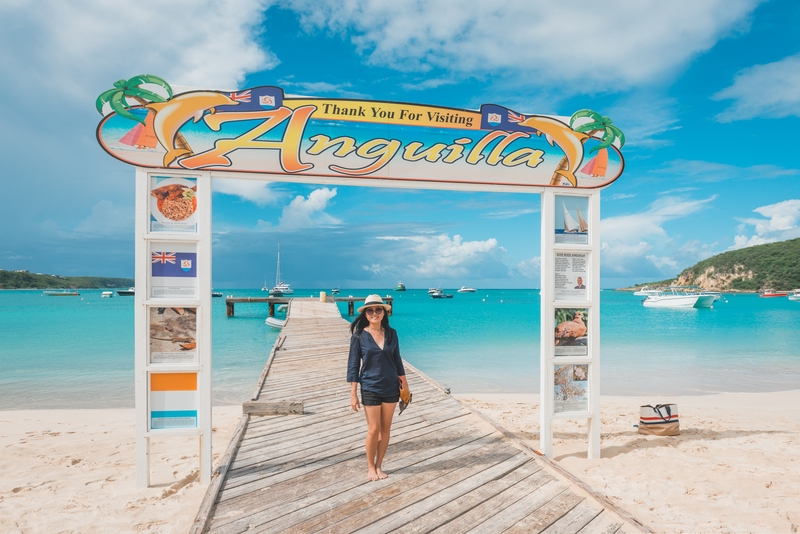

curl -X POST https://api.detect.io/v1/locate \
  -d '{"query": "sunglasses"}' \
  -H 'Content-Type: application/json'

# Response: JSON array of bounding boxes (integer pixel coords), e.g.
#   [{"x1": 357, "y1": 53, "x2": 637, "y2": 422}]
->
[{"x1": 365, "y1": 307, "x2": 385, "y2": 315}]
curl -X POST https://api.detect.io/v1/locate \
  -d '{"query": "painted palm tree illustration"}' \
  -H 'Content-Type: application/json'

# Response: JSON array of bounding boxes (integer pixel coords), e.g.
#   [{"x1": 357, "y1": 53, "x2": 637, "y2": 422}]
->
[
  {"x1": 96, "y1": 74, "x2": 191, "y2": 152},
  {"x1": 549, "y1": 109, "x2": 625, "y2": 186}
]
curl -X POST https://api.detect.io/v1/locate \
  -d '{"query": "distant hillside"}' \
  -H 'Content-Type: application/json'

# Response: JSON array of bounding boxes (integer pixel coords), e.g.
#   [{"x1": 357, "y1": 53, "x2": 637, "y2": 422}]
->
[
  {"x1": 0, "y1": 271, "x2": 134, "y2": 290},
  {"x1": 631, "y1": 238, "x2": 800, "y2": 291}
]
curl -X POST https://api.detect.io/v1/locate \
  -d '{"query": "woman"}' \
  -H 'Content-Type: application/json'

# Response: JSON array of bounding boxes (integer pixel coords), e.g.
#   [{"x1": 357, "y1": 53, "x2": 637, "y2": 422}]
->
[{"x1": 347, "y1": 294, "x2": 409, "y2": 481}]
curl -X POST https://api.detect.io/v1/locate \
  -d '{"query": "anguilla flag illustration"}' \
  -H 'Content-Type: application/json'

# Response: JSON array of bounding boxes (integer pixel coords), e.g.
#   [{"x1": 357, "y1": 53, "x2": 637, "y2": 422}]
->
[
  {"x1": 152, "y1": 252, "x2": 196, "y2": 278},
  {"x1": 479, "y1": 104, "x2": 539, "y2": 133},
  {"x1": 150, "y1": 373, "x2": 198, "y2": 429},
  {"x1": 217, "y1": 86, "x2": 284, "y2": 113}
]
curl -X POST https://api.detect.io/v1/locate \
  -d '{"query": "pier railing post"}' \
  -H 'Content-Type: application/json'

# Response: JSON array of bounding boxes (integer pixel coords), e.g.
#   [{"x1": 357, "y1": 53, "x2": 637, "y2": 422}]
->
[
  {"x1": 268, "y1": 302, "x2": 275, "y2": 317},
  {"x1": 348, "y1": 301, "x2": 354, "y2": 316},
  {"x1": 226, "y1": 301, "x2": 234, "y2": 316}
]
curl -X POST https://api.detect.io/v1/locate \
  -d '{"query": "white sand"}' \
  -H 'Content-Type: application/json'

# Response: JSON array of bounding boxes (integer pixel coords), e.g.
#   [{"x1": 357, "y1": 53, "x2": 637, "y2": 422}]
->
[
  {"x1": 456, "y1": 391, "x2": 800, "y2": 534},
  {"x1": 2, "y1": 392, "x2": 799, "y2": 533},
  {"x1": 0, "y1": 406, "x2": 241, "y2": 533}
]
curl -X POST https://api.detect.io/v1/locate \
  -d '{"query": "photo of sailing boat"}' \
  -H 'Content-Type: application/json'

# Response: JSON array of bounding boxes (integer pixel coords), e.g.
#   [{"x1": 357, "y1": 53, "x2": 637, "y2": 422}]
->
[{"x1": 554, "y1": 195, "x2": 589, "y2": 244}]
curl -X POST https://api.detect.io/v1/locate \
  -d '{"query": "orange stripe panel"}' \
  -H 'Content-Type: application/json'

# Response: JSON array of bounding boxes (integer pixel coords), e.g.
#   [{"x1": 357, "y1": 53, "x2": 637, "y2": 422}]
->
[{"x1": 151, "y1": 373, "x2": 197, "y2": 391}]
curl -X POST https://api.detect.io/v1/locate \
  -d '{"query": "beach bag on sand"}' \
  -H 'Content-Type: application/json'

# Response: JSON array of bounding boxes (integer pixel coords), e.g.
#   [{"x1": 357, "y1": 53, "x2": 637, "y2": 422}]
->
[{"x1": 639, "y1": 404, "x2": 679, "y2": 436}]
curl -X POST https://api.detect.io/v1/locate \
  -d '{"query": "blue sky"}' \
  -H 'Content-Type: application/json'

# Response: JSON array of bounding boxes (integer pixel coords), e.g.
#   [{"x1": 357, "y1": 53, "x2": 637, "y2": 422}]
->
[{"x1": 1, "y1": 0, "x2": 799, "y2": 289}]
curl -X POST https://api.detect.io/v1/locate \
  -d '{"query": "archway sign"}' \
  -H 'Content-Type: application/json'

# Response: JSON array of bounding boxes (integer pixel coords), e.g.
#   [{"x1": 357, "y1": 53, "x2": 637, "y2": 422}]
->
[{"x1": 95, "y1": 75, "x2": 625, "y2": 487}]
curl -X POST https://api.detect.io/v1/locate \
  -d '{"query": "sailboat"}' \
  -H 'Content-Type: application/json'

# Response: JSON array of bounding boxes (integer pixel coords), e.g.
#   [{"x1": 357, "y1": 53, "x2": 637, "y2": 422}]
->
[
  {"x1": 580, "y1": 148, "x2": 608, "y2": 177},
  {"x1": 269, "y1": 245, "x2": 293, "y2": 296},
  {"x1": 562, "y1": 201, "x2": 588, "y2": 233}
]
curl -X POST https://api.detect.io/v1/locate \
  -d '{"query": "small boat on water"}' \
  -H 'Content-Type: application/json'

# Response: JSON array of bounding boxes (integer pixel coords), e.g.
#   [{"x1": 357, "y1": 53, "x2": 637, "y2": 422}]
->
[
  {"x1": 101, "y1": 291, "x2": 113, "y2": 298},
  {"x1": 633, "y1": 286, "x2": 660, "y2": 296},
  {"x1": 212, "y1": 291, "x2": 223, "y2": 297},
  {"x1": 331, "y1": 287, "x2": 340, "y2": 295},
  {"x1": 394, "y1": 282, "x2": 406, "y2": 291},
  {"x1": 788, "y1": 289, "x2": 800, "y2": 301},
  {"x1": 44, "y1": 290, "x2": 80, "y2": 296},
  {"x1": 642, "y1": 287, "x2": 715, "y2": 308},
  {"x1": 430, "y1": 289, "x2": 453, "y2": 299},
  {"x1": 760, "y1": 288, "x2": 788, "y2": 298},
  {"x1": 458, "y1": 286, "x2": 477, "y2": 293},
  {"x1": 268, "y1": 245, "x2": 294, "y2": 296},
  {"x1": 427, "y1": 286, "x2": 441, "y2": 295},
  {"x1": 265, "y1": 317, "x2": 285, "y2": 329},
  {"x1": 117, "y1": 287, "x2": 135, "y2": 296}
]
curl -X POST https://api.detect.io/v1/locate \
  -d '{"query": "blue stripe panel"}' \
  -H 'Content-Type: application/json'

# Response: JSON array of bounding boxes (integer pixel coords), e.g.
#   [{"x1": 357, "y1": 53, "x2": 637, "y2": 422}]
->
[
  {"x1": 150, "y1": 410, "x2": 198, "y2": 429},
  {"x1": 151, "y1": 410, "x2": 198, "y2": 418}
]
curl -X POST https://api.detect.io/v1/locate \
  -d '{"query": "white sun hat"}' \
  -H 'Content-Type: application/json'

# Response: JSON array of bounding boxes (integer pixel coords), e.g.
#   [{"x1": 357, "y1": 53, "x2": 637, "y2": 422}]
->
[{"x1": 357, "y1": 294, "x2": 392, "y2": 313}]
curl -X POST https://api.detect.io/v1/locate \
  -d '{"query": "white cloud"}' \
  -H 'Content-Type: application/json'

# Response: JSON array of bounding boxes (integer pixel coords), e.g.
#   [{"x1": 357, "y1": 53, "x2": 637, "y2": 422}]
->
[
  {"x1": 400, "y1": 78, "x2": 457, "y2": 91},
  {"x1": 730, "y1": 199, "x2": 800, "y2": 249},
  {"x1": 713, "y1": 52, "x2": 800, "y2": 121},
  {"x1": 277, "y1": 79, "x2": 370, "y2": 98},
  {"x1": 516, "y1": 257, "x2": 541, "y2": 279},
  {"x1": 0, "y1": 0, "x2": 274, "y2": 105},
  {"x1": 603, "y1": 94, "x2": 681, "y2": 148},
  {"x1": 601, "y1": 196, "x2": 715, "y2": 273},
  {"x1": 484, "y1": 208, "x2": 537, "y2": 219},
  {"x1": 277, "y1": 188, "x2": 342, "y2": 230},
  {"x1": 609, "y1": 193, "x2": 636, "y2": 200},
  {"x1": 213, "y1": 179, "x2": 279, "y2": 206},
  {"x1": 286, "y1": 0, "x2": 759, "y2": 90},
  {"x1": 376, "y1": 233, "x2": 501, "y2": 277},
  {"x1": 655, "y1": 160, "x2": 799, "y2": 183},
  {"x1": 73, "y1": 200, "x2": 133, "y2": 236}
]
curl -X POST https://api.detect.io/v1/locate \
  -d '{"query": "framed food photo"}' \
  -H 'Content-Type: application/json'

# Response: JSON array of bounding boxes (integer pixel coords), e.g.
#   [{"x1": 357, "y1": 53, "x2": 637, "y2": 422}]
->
[
  {"x1": 149, "y1": 175, "x2": 198, "y2": 233},
  {"x1": 553, "y1": 364, "x2": 589, "y2": 413}
]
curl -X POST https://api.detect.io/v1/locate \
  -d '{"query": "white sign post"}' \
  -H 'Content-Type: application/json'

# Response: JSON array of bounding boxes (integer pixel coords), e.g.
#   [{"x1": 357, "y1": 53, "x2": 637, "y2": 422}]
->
[{"x1": 135, "y1": 168, "x2": 213, "y2": 487}]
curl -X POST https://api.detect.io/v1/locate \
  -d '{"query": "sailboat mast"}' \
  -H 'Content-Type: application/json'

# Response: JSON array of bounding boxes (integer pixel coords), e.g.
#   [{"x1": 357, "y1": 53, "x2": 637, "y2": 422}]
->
[{"x1": 276, "y1": 245, "x2": 281, "y2": 286}]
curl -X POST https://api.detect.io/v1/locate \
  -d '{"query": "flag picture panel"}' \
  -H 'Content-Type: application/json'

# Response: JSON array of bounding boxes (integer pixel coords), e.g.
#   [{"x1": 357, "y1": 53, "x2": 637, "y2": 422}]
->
[
  {"x1": 149, "y1": 241, "x2": 198, "y2": 298},
  {"x1": 149, "y1": 372, "x2": 198, "y2": 430}
]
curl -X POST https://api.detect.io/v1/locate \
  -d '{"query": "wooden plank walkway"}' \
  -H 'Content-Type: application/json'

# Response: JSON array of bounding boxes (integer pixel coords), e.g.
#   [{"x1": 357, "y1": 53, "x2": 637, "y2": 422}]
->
[{"x1": 193, "y1": 299, "x2": 648, "y2": 534}]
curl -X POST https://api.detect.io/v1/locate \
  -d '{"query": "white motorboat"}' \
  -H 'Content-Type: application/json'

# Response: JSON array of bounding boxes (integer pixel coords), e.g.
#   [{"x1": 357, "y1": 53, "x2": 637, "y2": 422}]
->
[
  {"x1": 633, "y1": 286, "x2": 660, "y2": 296},
  {"x1": 268, "y1": 245, "x2": 293, "y2": 296},
  {"x1": 458, "y1": 286, "x2": 477, "y2": 293},
  {"x1": 427, "y1": 286, "x2": 441, "y2": 294},
  {"x1": 265, "y1": 317, "x2": 285, "y2": 329},
  {"x1": 642, "y1": 288, "x2": 715, "y2": 308},
  {"x1": 430, "y1": 289, "x2": 453, "y2": 299},
  {"x1": 117, "y1": 287, "x2": 135, "y2": 296},
  {"x1": 788, "y1": 289, "x2": 800, "y2": 301},
  {"x1": 101, "y1": 291, "x2": 113, "y2": 298}
]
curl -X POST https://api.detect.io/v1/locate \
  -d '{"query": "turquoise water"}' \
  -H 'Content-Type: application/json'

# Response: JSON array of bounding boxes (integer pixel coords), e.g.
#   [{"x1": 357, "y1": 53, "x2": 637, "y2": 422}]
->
[{"x1": 1, "y1": 289, "x2": 799, "y2": 409}]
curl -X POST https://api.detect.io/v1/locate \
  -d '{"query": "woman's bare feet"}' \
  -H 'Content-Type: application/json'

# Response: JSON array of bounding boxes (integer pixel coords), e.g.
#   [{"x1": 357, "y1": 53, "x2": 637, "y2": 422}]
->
[
  {"x1": 376, "y1": 468, "x2": 388, "y2": 479},
  {"x1": 367, "y1": 468, "x2": 380, "y2": 481}
]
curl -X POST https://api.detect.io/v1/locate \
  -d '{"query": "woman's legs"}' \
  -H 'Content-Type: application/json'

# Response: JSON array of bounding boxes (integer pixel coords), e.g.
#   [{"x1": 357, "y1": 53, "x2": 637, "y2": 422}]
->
[
  {"x1": 363, "y1": 405, "x2": 382, "y2": 481},
  {"x1": 374, "y1": 402, "x2": 396, "y2": 479},
  {"x1": 363, "y1": 401, "x2": 398, "y2": 481}
]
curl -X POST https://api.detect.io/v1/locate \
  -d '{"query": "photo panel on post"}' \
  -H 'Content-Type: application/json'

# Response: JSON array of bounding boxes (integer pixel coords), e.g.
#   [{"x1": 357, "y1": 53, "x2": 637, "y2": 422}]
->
[
  {"x1": 149, "y1": 242, "x2": 198, "y2": 299},
  {"x1": 149, "y1": 307, "x2": 197, "y2": 364},
  {"x1": 553, "y1": 364, "x2": 589, "y2": 414},
  {"x1": 149, "y1": 175, "x2": 198, "y2": 234},
  {"x1": 554, "y1": 308, "x2": 588, "y2": 357},
  {"x1": 148, "y1": 372, "x2": 198, "y2": 430},
  {"x1": 554, "y1": 195, "x2": 589, "y2": 245},
  {"x1": 554, "y1": 251, "x2": 589, "y2": 301}
]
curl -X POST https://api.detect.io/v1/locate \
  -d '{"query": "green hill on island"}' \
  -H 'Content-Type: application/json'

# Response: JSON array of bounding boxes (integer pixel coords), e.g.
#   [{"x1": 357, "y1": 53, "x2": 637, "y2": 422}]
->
[
  {"x1": 632, "y1": 237, "x2": 800, "y2": 291},
  {"x1": 0, "y1": 270, "x2": 134, "y2": 290}
]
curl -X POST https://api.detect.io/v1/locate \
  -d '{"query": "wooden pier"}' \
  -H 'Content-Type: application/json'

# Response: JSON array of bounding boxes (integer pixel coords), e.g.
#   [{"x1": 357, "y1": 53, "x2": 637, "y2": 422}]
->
[
  {"x1": 225, "y1": 295, "x2": 394, "y2": 317},
  {"x1": 193, "y1": 300, "x2": 649, "y2": 533}
]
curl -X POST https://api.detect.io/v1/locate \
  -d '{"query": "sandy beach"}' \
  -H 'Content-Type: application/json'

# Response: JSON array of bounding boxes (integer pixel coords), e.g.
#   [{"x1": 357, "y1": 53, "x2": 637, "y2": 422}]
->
[
  {"x1": 457, "y1": 391, "x2": 800, "y2": 533},
  {"x1": 2, "y1": 392, "x2": 799, "y2": 533}
]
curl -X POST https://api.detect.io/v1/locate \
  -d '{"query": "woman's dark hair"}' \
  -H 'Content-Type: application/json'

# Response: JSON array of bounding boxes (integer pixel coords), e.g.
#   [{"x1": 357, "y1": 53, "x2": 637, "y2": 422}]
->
[{"x1": 350, "y1": 308, "x2": 390, "y2": 334}]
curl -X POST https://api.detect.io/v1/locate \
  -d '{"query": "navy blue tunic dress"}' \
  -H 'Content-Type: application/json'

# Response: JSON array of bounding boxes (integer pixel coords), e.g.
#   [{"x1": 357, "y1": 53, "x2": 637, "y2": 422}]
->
[{"x1": 346, "y1": 327, "x2": 406, "y2": 396}]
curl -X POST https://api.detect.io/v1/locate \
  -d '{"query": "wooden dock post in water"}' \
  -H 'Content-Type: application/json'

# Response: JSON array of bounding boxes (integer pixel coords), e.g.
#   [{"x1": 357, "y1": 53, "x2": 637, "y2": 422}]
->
[{"x1": 192, "y1": 298, "x2": 647, "y2": 534}]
